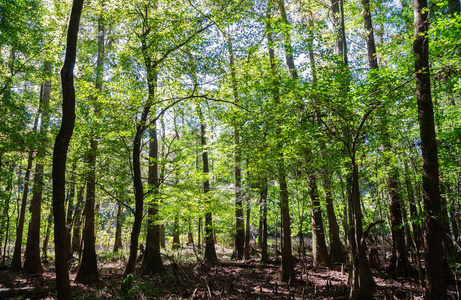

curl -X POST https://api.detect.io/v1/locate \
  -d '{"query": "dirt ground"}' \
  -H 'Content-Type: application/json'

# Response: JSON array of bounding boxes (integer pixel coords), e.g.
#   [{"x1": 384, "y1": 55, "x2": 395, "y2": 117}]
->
[{"x1": 0, "y1": 245, "x2": 459, "y2": 299}]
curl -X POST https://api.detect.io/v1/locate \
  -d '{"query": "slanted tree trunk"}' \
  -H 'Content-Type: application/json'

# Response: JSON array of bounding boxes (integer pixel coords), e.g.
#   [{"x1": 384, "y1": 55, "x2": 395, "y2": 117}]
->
[
  {"x1": 23, "y1": 62, "x2": 52, "y2": 275},
  {"x1": 52, "y1": 0, "x2": 85, "y2": 297},
  {"x1": 75, "y1": 16, "x2": 104, "y2": 284},
  {"x1": 413, "y1": 0, "x2": 447, "y2": 297},
  {"x1": 113, "y1": 202, "x2": 123, "y2": 253}
]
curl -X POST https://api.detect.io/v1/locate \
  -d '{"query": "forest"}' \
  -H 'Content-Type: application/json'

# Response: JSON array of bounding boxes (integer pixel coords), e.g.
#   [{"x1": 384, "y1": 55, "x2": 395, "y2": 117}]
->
[{"x1": 0, "y1": 0, "x2": 460, "y2": 298}]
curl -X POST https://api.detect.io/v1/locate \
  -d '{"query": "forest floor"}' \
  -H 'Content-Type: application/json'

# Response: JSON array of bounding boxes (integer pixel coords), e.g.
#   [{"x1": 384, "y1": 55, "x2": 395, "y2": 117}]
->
[{"x1": 0, "y1": 244, "x2": 459, "y2": 299}]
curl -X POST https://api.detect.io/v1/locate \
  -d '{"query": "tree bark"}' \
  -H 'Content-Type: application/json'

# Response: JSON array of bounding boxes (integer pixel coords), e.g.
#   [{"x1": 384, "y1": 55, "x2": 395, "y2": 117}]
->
[
  {"x1": 172, "y1": 214, "x2": 180, "y2": 250},
  {"x1": 225, "y1": 34, "x2": 244, "y2": 261},
  {"x1": 267, "y1": 0, "x2": 293, "y2": 282},
  {"x1": 72, "y1": 187, "x2": 84, "y2": 254},
  {"x1": 259, "y1": 180, "x2": 269, "y2": 263},
  {"x1": 360, "y1": 0, "x2": 413, "y2": 277},
  {"x1": 413, "y1": 0, "x2": 447, "y2": 297},
  {"x1": 42, "y1": 209, "x2": 53, "y2": 261},
  {"x1": 348, "y1": 164, "x2": 374, "y2": 300},
  {"x1": 76, "y1": 16, "x2": 104, "y2": 283},
  {"x1": 197, "y1": 104, "x2": 218, "y2": 263},
  {"x1": 10, "y1": 150, "x2": 34, "y2": 272},
  {"x1": 66, "y1": 177, "x2": 75, "y2": 260},
  {"x1": 142, "y1": 125, "x2": 164, "y2": 274},
  {"x1": 23, "y1": 61, "x2": 52, "y2": 275},
  {"x1": 113, "y1": 202, "x2": 123, "y2": 253},
  {"x1": 307, "y1": 174, "x2": 330, "y2": 267},
  {"x1": 323, "y1": 175, "x2": 345, "y2": 263},
  {"x1": 244, "y1": 196, "x2": 251, "y2": 260},
  {"x1": 52, "y1": 0, "x2": 85, "y2": 297}
]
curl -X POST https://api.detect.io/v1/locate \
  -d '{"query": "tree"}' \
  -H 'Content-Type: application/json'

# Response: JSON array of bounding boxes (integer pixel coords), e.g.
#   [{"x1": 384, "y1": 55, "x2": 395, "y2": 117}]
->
[
  {"x1": 413, "y1": 0, "x2": 447, "y2": 297},
  {"x1": 52, "y1": 0, "x2": 85, "y2": 297},
  {"x1": 76, "y1": 10, "x2": 105, "y2": 285},
  {"x1": 22, "y1": 61, "x2": 52, "y2": 274}
]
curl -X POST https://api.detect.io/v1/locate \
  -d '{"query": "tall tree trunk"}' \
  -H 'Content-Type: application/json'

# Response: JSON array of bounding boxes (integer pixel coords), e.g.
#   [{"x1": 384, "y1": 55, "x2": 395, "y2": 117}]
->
[
  {"x1": 323, "y1": 175, "x2": 345, "y2": 263},
  {"x1": 244, "y1": 196, "x2": 251, "y2": 260},
  {"x1": 72, "y1": 187, "x2": 84, "y2": 254},
  {"x1": 66, "y1": 173, "x2": 76, "y2": 260},
  {"x1": 307, "y1": 174, "x2": 330, "y2": 267},
  {"x1": 413, "y1": 0, "x2": 447, "y2": 297},
  {"x1": 260, "y1": 180, "x2": 269, "y2": 263},
  {"x1": 226, "y1": 34, "x2": 244, "y2": 261},
  {"x1": 348, "y1": 163, "x2": 374, "y2": 300},
  {"x1": 142, "y1": 125, "x2": 164, "y2": 273},
  {"x1": 23, "y1": 61, "x2": 52, "y2": 275},
  {"x1": 42, "y1": 209, "x2": 53, "y2": 262},
  {"x1": 197, "y1": 104, "x2": 218, "y2": 263},
  {"x1": 267, "y1": 0, "x2": 293, "y2": 282},
  {"x1": 172, "y1": 214, "x2": 180, "y2": 250},
  {"x1": 10, "y1": 150, "x2": 34, "y2": 272},
  {"x1": 76, "y1": 16, "x2": 104, "y2": 284},
  {"x1": 113, "y1": 202, "x2": 123, "y2": 253},
  {"x1": 1, "y1": 163, "x2": 15, "y2": 263},
  {"x1": 52, "y1": 0, "x2": 85, "y2": 297},
  {"x1": 360, "y1": 0, "x2": 412, "y2": 276}
]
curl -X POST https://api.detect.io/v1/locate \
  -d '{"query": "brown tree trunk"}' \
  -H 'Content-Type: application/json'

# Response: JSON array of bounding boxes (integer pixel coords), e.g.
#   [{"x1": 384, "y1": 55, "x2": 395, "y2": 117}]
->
[
  {"x1": 197, "y1": 104, "x2": 218, "y2": 263},
  {"x1": 10, "y1": 150, "x2": 34, "y2": 272},
  {"x1": 323, "y1": 175, "x2": 345, "y2": 263},
  {"x1": 1, "y1": 163, "x2": 15, "y2": 263},
  {"x1": 72, "y1": 187, "x2": 84, "y2": 254},
  {"x1": 142, "y1": 125, "x2": 164, "y2": 273},
  {"x1": 23, "y1": 64, "x2": 52, "y2": 274},
  {"x1": 259, "y1": 180, "x2": 269, "y2": 263},
  {"x1": 413, "y1": 0, "x2": 447, "y2": 297},
  {"x1": 52, "y1": 0, "x2": 84, "y2": 297},
  {"x1": 42, "y1": 209, "x2": 53, "y2": 262},
  {"x1": 360, "y1": 0, "x2": 413, "y2": 277},
  {"x1": 75, "y1": 15, "x2": 104, "y2": 284},
  {"x1": 225, "y1": 34, "x2": 244, "y2": 261},
  {"x1": 75, "y1": 149, "x2": 100, "y2": 284},
  {"x1": 244, "y1": 196, "x2": 251, "y2": 260},
  {"x1": 66, "y1": 174, "x2": 76, "y2": 260},
  {"x1": 307, "y1": 174, "x2": 330, "y2": 267},
  {"x1": 187, "y1": 220, "x2": 194, "y2": 245},
  {"x1": 172, "y1": 215, "x2": 180, "y2": 250},
  {"x1": 266, "y1": 0, "x2": 293, "y2": 282},
  {"x1": 113, "y1": 202, "x2": 123, "y2": 253},
  {"x1": 348, "y1": 164, "x2": 374, "y2": 300}
]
